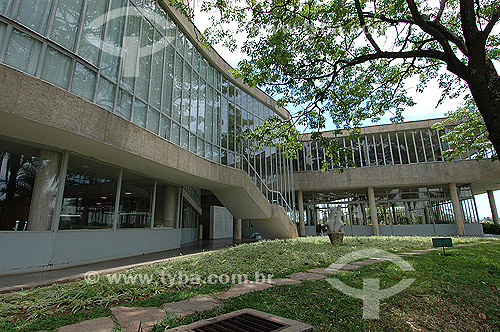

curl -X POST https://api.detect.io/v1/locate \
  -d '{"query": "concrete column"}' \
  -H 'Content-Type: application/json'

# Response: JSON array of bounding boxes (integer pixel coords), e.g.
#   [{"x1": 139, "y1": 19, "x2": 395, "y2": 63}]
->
[
  {"x1": 368, "y1": 187, "x2": 379, "y2": 236},
  {"x1": 157, "y1": 184, "x2": 177, "y2": 228},
  {"x1": 449, "y1": 183, "x2": 466, "y2": 236},
  {"x1": 297, "y1": 190, "x2": 306, "y2": 236},
  {"x1": 487, "y1": 190, "x2": 500, "y2": 225},
  {"x1": 233, "y1": 218, "x2": 242, "y2": 240},
  {"x1": 28, "y1": 150, "x2": 62, "y2": 231}
]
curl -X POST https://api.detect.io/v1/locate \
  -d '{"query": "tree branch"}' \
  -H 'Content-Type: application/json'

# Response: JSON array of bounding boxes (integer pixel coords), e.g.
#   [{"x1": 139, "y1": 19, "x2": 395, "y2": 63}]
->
[
  {"x1": 435, "y1": 0, "x2": 447, "y2": 22},
  {"x1": 355, "y1": 0, "x2": 381, "y2": 53},
  {"x1": 483, "y1": 7, "x2": 500, "y2": 38}
]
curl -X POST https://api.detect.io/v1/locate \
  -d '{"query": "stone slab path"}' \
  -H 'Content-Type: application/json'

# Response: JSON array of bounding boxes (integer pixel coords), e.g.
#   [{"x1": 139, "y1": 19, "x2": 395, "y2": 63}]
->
[
  {"x1": 57, "y1": 317, "x2": 115, "y2": 332},
  {"x1": 215, "y1": 280, "x2": 274, "y2": 300},
  {"x1": 42, "y1": 241, "x2": 489, "y2": 332},
  {"x1": 111, "y1": 306, "x2": 167, "y2": 332},
  {"x1": 164, "y1": 295, "x2": 221, "y2": 317}
]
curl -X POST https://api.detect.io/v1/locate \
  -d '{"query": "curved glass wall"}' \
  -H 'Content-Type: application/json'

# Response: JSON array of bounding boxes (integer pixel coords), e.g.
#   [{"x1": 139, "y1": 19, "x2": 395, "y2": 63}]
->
[{"x1": 0, "y1": 0, "x2": 294, "y2": 214}]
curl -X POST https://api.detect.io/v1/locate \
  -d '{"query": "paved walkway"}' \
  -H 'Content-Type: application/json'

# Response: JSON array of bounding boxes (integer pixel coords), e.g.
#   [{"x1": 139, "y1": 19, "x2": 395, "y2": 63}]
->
[
  {"x1": 0, "y1": 238, "x2": 255, "y2": 293},
  {"x1": 35, "y1": 241, "x2": 490, "y2": 332}
]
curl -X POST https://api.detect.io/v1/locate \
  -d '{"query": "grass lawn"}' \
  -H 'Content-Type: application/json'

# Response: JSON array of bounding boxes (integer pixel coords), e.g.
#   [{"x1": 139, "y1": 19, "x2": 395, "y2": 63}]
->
[{"x1": 0, "y1": 236, "x2": 498, "y2": 331}]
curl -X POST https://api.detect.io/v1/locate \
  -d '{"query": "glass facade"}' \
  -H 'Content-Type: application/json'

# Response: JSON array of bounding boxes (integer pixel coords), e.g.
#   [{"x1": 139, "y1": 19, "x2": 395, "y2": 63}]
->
[
  {"x1": 294, "y1": 127, "x2": 463, "y2": 172},
  {"x1": 304, "y1": 186, "x2": 480, "y2": 227},
  {"x1": 60, "y1": 155, "x2": 119, "y2": 230},
  {"x1": 0, "y1": 0, "x2": 294, "y2": 214}
]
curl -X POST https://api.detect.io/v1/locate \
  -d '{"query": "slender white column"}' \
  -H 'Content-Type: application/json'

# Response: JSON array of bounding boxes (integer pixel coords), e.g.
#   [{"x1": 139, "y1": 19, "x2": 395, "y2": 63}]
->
[
  {"x1": 487, "y1": 190, "x2": 500, "y2": 225},
  {"x1": 297, "y1": 190, "x2": 306, "y2": 236},
  {"x1": 233, "y1": 218, "x2": 242, "y2": 240},
  {"x1": 28, "y1": 150, "x2": 62, "y2": 231},
  {"x1": 449, "y1": 183, "x2": 466, "y2": 235},
  {"x1": 368, "y1": 187, "x2": 379, "y2": 236}
]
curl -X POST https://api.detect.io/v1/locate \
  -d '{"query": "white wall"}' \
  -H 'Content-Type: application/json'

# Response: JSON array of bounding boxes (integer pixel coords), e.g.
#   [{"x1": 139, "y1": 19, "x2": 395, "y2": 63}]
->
[
  {"x1": 210, "y1": 206, "x2": 233, "y2": 239},
  {"x1": 0, "y1": 228, "x2": 181, "y2": 275}
]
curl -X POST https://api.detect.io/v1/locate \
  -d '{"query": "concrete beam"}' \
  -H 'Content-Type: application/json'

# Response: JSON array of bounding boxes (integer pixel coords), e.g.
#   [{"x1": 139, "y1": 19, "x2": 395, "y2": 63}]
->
[{"x1": 293, "y1": 160, "x2": 500, "y2": 193}]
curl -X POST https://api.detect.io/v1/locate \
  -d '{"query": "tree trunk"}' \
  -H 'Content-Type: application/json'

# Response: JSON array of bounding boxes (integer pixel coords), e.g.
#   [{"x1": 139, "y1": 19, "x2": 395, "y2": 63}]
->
[{"x1": 467, "y1": 60, "x2": 500, "y2": 156}]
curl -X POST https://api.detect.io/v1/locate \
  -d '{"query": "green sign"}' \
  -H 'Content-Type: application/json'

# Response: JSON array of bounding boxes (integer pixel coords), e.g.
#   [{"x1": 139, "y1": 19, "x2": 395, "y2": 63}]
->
[{"x1": 432, "y1": 238, "x2": 453, "y2": 248}]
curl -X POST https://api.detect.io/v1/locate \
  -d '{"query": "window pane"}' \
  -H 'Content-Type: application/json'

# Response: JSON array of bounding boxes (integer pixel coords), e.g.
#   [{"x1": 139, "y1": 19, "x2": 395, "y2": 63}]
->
[
  {"x1": 198, "y1": 79, "x2": 206, "y2": 137},
  {"x1": 4, "y1": 30, "x2": 42, "y2": 75},
  {"x1": 133, "y1": 99, "x2": 147, "y2": 128},
  {"x1": 0, "y1": 23, "x2": 5, "y2": 44},
  {"x1": 121, "y1": 4, "x2": 141, "y2": 92},
  {"x1": 159, "y1": 115, "x2": 170, "y2": 139},
  {"x1": 193, "y1": 48, "x2": 200, "y2": 73},
  {"x1": 200, "y1": 58, "x2": 207, "y2": 80},
  {"x1": 175, "y1": 27, "x2": 184, "y2": 55},
  {"x1": 60, "y1": 155, "x2": 118, "y2": 230},
  {"x1": 189, "y1": 133, "x2": 196, "y2": 153},
  {"x1": 150, "y1": 31, "x2": 163, "y2": 109},
  {"x1": 119, "y1": 172, "x2": 154, "y2": 228},
  {"x1": 172, "y1": 53, "x2": 183, "y2": 122},
  {"x1": 228, "y1": 102, "x2": 235, "y2": 151},
  {"x1": 41, "y1": 47, "x2": 72, "y2": 89},
  {"x1": 50, "y1": 0, "x2": 83, "y2": 50},
  {"x1": 185, "y1": 38, "x2": 193, "y2": 64},
  {"x1": 101, "y1": 0, "x2": 125, "y2": 81},
  {"x1": 0, "y1": 0, "x2": 14, "y2": 16},
  {"x1": 115, "y1": 89, "x2": 132, "y2": 120},
  {"x1": 214, "y1": 93, "x2": 221, "y2": 145},
  {"x1": 197, "y1": 137, "x2": 204, "y2": 156},
  {"x1": 221, "y1": 97, "x2": 228, "y2": 149},
  {"x1": 181, "y1": 62, "x2": 191, "y2": 127},
  {"x1": 190, "y1": 72, "x2": 199, "y2": 132},
  {"x1": 0, "y1": 140, "x2": 60, "y2": 231},
  {"x1": 147, "y1": 108, "x2": 160, "y2": 134},
  {"x1": 181, "y1": 128, "x2": 189, "y2": 150},
  {"x1": 171, "y1": 121, "x2": 180, "y2": 145},
  {"x1": 16, "y1": 0, "x2": 52, "y2": 34},
  {"x1": 96, "y1": 77, "x2": 116, "y2": 111},
  {"x1": 71, "y1": 62, "x2": 96, "y2": 101},
  {"x1": 153, "y1": 2, "x2": 166, "y2": 36},
  {"x1": 205, "y1": 86, "x2": 213, "y2": 143},
  {"x1": 136, "y1": 18, "x2": 153, "y2": 100},
  {"x1": 162, "y1": 44, "x2": 174, "y2": 116},
  {"x1": 78, "y1": 0, "x2": 107, "y2": 66}
]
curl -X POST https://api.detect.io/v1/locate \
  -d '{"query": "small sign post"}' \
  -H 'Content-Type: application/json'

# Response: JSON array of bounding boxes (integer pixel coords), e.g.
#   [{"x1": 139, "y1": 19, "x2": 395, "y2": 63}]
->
[{"x1": 432, "y1": 238, "x2": 453, "y2": 256}]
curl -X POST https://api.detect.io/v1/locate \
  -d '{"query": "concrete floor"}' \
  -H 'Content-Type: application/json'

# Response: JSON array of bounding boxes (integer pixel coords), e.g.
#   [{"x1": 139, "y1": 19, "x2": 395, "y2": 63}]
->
[{"x1": 0, "y1": 238, "x2": 255, "y2": 293}]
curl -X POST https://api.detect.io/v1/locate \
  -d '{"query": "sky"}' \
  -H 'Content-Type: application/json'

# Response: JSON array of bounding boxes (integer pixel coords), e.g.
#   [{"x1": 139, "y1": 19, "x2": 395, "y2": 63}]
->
[{"x1": 189, "y1": 3, "x2": 500, "y2": 221}]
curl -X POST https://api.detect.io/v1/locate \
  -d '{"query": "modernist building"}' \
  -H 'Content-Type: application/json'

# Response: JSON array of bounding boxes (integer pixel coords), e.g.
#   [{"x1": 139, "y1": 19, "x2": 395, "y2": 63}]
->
[{"x1": 0, "y1": 0, "x2": 499, "y2": 275}]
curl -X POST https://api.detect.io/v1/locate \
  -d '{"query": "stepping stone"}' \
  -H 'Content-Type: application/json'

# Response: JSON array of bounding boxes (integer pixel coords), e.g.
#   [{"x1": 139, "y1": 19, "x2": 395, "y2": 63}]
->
[
  {"x1": 164, "y1": 295, "x2": 220, "y2": 317},
  {"x1": 215, "y1": 281, "x2": 273, "y2": 300},
  {"x1": 264, "y1": 278, "x2": 302, "y2": 286},
  {"x1": 287, "y1": 272, "x2": 327, "y2": 281},
  {"x1": 328, "y1": 263, "x2": 360, "y2": 270},
  {"x1": 111, "y1": 306, "x2": 166, "y2": 332},
  {"x1": 351, "y1": 259, "x2": 380, "y2": 266},
  {"x1": 58, "y1": 317, "x2": 114, "y2": 332},
  {"x1": 307, "y1": 268, "x2": 341, "y2": 275}
]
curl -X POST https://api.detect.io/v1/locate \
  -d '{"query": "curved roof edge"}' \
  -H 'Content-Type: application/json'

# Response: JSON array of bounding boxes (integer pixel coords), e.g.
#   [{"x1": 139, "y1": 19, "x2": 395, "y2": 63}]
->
[{"x1": 161, "y1": 1, "x2": 291, "y2": 121}]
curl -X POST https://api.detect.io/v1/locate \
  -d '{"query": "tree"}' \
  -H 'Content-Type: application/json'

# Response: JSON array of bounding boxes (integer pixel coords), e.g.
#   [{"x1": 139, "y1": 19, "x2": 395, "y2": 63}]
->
[
  {"x1": 432, "y1": 98, "x2": 497, "y2": 161},
  {"x1": 197, "y1": 0, "x2": 500, "y2": 158}
]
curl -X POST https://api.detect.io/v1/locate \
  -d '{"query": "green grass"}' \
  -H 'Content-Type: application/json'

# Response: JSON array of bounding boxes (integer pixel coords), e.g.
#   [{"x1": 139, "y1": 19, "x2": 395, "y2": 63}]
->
[{"x1": 0, "y1": 236, "x2": 496, "y2": 331}]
